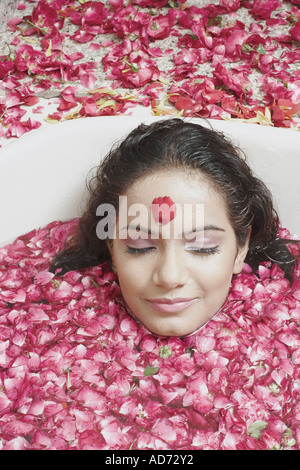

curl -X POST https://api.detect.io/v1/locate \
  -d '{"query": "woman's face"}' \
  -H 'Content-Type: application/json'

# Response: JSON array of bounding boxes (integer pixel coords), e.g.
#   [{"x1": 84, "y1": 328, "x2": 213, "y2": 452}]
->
[{"x1": 109, "y1": 169, "x2": 249, "y2": 337}]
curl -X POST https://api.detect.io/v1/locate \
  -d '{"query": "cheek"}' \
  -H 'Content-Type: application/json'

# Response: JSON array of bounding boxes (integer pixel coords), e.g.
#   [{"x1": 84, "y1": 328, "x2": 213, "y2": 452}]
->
[
  {"x1": 116, "y1": 271, "x2": 137, "y2": 308},
  {"x1": 200, "y1": 272, "x2": 232, "y2": 299},
  {"x1": 116, "y1": 259, "x2": 149, "y2": 295},
  {"x1": 192, "y1": 254, "x2": 236, "y2": 291}
]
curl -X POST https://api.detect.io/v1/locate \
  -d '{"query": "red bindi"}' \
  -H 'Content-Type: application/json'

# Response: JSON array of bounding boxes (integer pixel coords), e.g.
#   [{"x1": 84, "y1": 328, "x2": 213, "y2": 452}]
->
[{"x1": 151, "y1": 196, "x2": 177, "y2": 225}]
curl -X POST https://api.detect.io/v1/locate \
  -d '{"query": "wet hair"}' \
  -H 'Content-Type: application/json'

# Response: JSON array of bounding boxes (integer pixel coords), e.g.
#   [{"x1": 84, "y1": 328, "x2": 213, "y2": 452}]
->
[{"x1": 50, "y1": 118, "x2": 299, "y2": 282}]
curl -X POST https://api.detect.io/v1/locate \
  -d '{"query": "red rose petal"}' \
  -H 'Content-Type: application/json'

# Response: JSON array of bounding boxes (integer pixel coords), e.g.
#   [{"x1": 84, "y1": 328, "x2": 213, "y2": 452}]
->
[{"x1": 151, "y1": 196, "x2": 177, "y2": 225}]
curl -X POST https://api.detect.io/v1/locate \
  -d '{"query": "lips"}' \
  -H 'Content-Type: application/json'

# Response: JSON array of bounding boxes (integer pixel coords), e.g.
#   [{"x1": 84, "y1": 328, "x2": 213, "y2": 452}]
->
[{"x1": 146, "y1": 297, "x2": 198, "y2": 313}]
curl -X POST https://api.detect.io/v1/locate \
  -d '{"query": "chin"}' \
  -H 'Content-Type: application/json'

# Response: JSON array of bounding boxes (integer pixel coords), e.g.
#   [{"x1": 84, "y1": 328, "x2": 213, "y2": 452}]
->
[{"x1": 146, "y1": 321, "x2": 198, "y2": 338}]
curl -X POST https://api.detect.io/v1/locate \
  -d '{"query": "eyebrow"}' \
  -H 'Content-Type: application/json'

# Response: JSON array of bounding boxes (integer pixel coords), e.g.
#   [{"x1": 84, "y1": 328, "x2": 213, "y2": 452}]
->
[
  {"x1": 186, "y1": 225, "x2": 226, "y2": 234},
  {"x1": 121, "y1": 224, "x2": 226, "y2": 237}
]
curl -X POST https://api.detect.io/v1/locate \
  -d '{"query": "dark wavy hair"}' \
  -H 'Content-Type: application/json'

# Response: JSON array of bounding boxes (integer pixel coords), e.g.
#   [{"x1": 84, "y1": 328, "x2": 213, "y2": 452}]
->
[{"x1": 50, "y1": 118, "x2": 299, "y2": 282}]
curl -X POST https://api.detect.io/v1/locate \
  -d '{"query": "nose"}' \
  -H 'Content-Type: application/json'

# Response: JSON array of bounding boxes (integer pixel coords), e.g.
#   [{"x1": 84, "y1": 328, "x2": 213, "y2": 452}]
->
[{"x1": 152, "y1": 247, "x2": 188, "y2": 289}]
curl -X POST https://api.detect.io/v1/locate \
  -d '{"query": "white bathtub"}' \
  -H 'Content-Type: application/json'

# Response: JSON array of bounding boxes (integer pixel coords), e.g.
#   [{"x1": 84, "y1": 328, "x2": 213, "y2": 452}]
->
[{"x1": 0, "y1": 115, "x2": 299, "y2": 246}]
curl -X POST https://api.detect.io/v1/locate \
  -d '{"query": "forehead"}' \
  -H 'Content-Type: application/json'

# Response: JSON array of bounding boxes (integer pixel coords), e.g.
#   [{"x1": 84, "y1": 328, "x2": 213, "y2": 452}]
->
[
  {"x1": 125, "y1": 169, "x2": 226, "y2": 211},
  {"x1": 118, "y1": 169, "x2": 234, "y2": 237}
]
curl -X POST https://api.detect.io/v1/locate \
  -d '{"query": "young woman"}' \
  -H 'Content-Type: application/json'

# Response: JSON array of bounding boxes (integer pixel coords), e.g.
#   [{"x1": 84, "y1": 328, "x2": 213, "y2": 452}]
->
[
  {"x1": 1, "y1": 118, "x2": 300, "y2": 450},
  {"x1": 50, "y1": 118, "x2": 299, "y2": 338}
]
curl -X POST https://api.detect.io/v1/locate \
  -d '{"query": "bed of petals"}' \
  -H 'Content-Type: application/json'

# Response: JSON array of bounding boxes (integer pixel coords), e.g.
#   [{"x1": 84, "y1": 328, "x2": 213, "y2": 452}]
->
[
  {"x1": 0, "y1": 219, "x2": 300, "y2": 450},
  {"x1": 0, "y1": 0, "x2": 300, "y2": 144}
]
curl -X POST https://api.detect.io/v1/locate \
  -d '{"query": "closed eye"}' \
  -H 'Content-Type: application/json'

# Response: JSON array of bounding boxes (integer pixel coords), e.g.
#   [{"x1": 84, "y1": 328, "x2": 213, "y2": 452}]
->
[
  {"x1": 126, "y1": 246, "x2": 220, "y2": 255},
  {"x1": 185, "y1": 246, "x2": 220, "y2": 255},
  {"x1": 126, "y1": 246, "x2": 156, "y2": 255}
]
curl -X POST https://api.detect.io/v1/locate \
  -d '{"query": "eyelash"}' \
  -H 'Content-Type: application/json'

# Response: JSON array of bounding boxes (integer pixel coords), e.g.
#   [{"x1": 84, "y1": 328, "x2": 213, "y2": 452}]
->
[
  {"x1": 187, "y1": 246, "x2": 220, "y2": 256},
  {"x1": 126, "y1": 246, "x2": 220, "y2": 256},
  {"x1": 126, "y1": 247, "x2": 155, "y2": 255}
]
